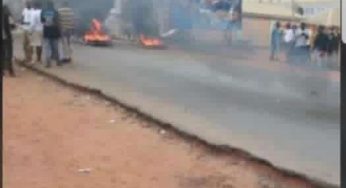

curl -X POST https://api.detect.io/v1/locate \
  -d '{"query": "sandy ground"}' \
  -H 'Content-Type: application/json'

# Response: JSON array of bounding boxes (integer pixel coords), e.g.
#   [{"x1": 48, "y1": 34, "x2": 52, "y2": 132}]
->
[{"x1": 3, "y1": 67, "x2": 316, "y2": 188}]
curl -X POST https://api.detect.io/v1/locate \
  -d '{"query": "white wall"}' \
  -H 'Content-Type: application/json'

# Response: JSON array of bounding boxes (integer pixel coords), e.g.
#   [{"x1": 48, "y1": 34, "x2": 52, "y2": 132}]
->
[{"x1": 299, "y1": 1, "x2": 339, "y2": 16}]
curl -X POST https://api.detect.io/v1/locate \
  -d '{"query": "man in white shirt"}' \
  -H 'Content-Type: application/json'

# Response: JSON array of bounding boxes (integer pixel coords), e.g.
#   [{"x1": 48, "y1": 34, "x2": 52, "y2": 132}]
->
[
  {"x1": 284, "y1": 24, "x2": 294, "y2": 44},
  {"x1": 283, "y1": 23, "x2": 294, "y2": 60},
  {"x1": 293, "y1": 22, "x2": 310, "y2": 64},
  {"x1": 21, "y1": 0, "x2": 34, "y2": 62},
  {"x1": 29, "y1": 1, "x2": 43, "y2": 64},
  {"x1": 295, "y1": 25, "x2": 309, "y2": 48}
]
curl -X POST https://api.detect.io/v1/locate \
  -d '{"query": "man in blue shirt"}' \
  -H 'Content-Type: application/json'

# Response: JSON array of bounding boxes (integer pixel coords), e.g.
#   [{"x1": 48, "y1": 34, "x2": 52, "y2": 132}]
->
[
  {"x1": 41, "y1": 1, "x2": 61, "y2": 67},
  {"x1": 270, "y1": 21, "x2": 283, "y2": 61}
]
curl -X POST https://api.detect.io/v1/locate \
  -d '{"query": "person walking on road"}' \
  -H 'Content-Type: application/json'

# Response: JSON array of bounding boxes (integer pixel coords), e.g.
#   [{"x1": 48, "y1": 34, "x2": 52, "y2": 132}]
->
[
  {"x1": 21, "y1": 1, "x2": 34, "y2": 62},
  {"x1": 41, "y1": 1, "x2": 62, "y2": 68},
  {"x1": 312, "y1": 25, "x2": 328, "y2": 67},
  {"x1": 29, "y1": 1, "x2": 43, "y2": 64},
  {"x1": 2, "y1": 5, "x2": 16, "y2": 76},
  {"x1": 286, "y1": 24, "x2": 297, "y2": 63},
  {"x1": 270, "y1": 21, "x2": 282, "y2": 61},
  {"x1": 58, "y1": 1, "x2": 75, "y2": 63}
]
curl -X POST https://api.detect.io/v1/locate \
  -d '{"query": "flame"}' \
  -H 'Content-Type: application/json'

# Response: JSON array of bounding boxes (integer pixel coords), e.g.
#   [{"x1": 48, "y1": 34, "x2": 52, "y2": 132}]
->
[
  {"x1": 84, "y1": 19, "x2": 111, "y2": 43},
  {"x1": 139, "y1": 34, "x2": 163, "y2": 47},
  {"x1": 91, "y1": 19, "x2": 102, "y2": 32}
]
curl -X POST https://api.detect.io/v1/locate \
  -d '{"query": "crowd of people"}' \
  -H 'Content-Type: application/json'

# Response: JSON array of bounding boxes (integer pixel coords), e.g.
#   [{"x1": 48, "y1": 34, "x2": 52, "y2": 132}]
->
[
  {"x1": 2, "y1": 0, "x2": 76, "y2": 76},
  {"x1": 270, "y1": 21, "x2": 340, "y2": 68},
  {"x1": 22, "y1": 0, "x2": 75, "y2": 68},
  {"x1": 2, "y1": 0, "x2": 340, "y2": 77}
]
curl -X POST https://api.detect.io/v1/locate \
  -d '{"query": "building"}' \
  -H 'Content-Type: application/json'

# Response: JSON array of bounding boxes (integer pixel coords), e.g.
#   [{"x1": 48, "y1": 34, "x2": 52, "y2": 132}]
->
[
  {"x1": 295, "y1": 0, "x2": 339, "y2": 16},
  {"x1": 243, "y1": 0, "x2": 339, "y2": 16}
]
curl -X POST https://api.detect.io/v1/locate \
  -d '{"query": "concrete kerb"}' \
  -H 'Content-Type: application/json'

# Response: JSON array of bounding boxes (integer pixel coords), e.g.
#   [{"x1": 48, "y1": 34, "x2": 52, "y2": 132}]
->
[{"x1": 15, "y1": 59, "x2": 338, "y2": 188}]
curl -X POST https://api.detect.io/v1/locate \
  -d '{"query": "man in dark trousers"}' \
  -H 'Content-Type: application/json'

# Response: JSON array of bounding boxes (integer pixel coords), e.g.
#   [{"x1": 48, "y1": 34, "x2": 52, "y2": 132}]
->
[
  {"x1": 41, "y1": 1, "x2": 61, "y2": 68},
  {"x1": 58, "y1": 1, "x2": 75, "y2": 63},
  {"x1": 312, "y1": 25, "x2": 328, "y2": 67},
  {"x1": 2, "y1": 5, "x2": 16, "y2": 76}
]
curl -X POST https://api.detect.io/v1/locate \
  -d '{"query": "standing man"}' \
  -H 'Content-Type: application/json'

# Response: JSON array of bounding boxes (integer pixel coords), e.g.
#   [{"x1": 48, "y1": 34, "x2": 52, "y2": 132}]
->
[
  {"x1": 283, "y1": 23, "x2": 294, "y2": 60},
  {"x1": 21, "y1": 0, "x2": 34, "y2": 62},
  {"x1": 293, "y1": 22, "x2": 310, "y2": 64},
  {"x1": 312, "y1": 25, "x2": 328, "y2": 67},
  {"x1": 29, "y1": 1, "x2": 43, "y2": 64},
  {"x1": 41, "y1": 1, "x2": 61, "y2": 68},
  {"x1": 270, "y1": 21, "x2": 282, "y2": 61},
  {"x1": 2, "y1": 5, "x2": 16, "y2": 76},
  {"x1": 58, "y1": 1, "x2": 75, "y2": 63},
  {"x1": 326, "y1": 27, "x2": 340, "y2": 68}
]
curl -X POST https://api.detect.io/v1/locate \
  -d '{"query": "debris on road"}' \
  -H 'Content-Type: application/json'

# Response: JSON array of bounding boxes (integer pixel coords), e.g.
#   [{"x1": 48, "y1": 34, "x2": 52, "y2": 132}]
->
[
  {"x1": 77, "y1": 168, "x2": 92, "y2": 174},
  {"x1": 159, "y1": 129, "x2": 166, "y2": 135}
]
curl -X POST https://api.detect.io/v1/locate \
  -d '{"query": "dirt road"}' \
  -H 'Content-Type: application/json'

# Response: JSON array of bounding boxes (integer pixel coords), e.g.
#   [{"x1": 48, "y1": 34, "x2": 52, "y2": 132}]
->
[{"x1": 3, "y1": 68, "x2": 319, "y2": 188}]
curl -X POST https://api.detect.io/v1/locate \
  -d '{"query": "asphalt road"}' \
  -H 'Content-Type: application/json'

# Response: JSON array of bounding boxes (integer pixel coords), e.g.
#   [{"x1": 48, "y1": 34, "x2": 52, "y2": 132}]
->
[{"x1": 14, "y1": 39, "x2": 340, "y2": 185}]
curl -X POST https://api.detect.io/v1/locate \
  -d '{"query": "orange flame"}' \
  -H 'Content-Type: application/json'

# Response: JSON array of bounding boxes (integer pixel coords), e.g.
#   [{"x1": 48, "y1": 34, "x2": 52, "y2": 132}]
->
[
  {"x1": 91, "y1": 19, "x2": 102, "y2": 32},
  {"x1": 84, "y1": 19, "x2": 111, "y2": 43},
  {"x1": 139, "y1": 34, "x2": 163, "y2": 47}
]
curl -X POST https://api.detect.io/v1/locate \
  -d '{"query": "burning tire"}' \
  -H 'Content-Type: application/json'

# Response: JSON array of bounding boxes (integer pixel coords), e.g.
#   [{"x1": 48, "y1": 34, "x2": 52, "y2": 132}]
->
[
  {"x1": 139, "y1": 34, "x2": 165, "y2": 49},
  {"x1": 83, "y1": 19, "x2": 112, "y2": 46}
]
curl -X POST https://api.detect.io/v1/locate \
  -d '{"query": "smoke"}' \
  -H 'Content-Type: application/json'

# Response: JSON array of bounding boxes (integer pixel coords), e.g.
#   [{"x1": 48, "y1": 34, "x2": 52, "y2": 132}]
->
[
  {"x1": 49, "y1": 0, "x2": 114, "y2": 35},
  {"x1": 3, "y1": 0, "x2": 24, "y2": 20}
]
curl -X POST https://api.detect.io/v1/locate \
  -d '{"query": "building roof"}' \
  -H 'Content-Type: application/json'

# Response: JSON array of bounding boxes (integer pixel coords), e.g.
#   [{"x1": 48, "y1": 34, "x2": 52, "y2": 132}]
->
[
  {"x1": 304, "y1": 7, "x2": 340, "y2": 27},
  {"x1": 243, "y1": 2, "x2": 303, "y2": 20}
]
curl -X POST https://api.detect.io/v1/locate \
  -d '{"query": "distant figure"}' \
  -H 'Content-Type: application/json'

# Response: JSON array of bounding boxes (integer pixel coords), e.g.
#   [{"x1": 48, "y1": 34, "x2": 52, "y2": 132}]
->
[
  {"x1": 312, "y1": 26, "x2": 328, "y2": 67},
  {"x1": 293, "y1": 22, "x2": 310, "y2": 64},
  {"x1": 2, "y1": 5, "x2": 16, "y2": 76},
  {"x1": 287, "y1": 24, "x2": 297, "y2": 62},
  {"x1": 326, "y1": 27, "x2": 340, "y2": 68},
  {"x1": 58, "y1": 1, "x2": 75, "y2": 63},
  {"x1": 270, "y1": 21, "x2": 282, "y2": 61},
  {"x1": 21, "y1": 0, "x2": 34, "y2": 62},
  {"x1": 41, "y1": 1, "x2": 62, "y2": 67},
  {"x1": 29, "y1": 1, "x2": 43, "y2": 64},
  {"x1": 283, "y1": 23, "x2": 294, "y2": 59},
  {"x1": 327, "y1": 27, "x2": 339, "y2": 56}
]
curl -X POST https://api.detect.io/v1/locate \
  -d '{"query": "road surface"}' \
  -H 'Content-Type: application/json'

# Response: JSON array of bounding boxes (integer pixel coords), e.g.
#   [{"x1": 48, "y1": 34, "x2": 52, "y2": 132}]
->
[{"x1": 14, "y1": 38, "x2": 340, "y2": 186}]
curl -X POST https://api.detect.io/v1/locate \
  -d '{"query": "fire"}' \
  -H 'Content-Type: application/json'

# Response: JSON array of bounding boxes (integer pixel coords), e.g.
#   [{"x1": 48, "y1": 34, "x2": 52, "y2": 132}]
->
[
  {"x1": 84, "y1": 19, "x2": 111, "y2": 44},
  {"x1": 139, "y1": 34, "x2": 164, "y2": 47}
]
